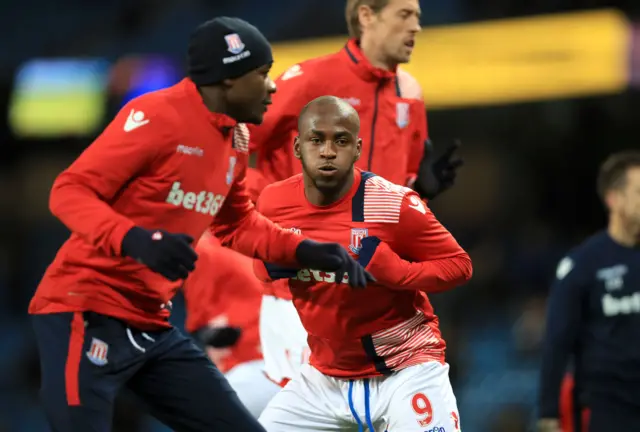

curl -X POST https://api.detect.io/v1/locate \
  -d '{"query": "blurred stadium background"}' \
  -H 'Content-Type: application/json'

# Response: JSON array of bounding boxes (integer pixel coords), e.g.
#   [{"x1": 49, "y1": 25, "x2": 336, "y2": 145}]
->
[{"x1": 1, "y1": 1, "x2": 640, "y2": 431}]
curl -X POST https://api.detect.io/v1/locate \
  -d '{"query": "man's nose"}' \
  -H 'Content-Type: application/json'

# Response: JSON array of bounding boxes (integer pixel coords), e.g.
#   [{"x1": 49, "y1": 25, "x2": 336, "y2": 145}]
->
[
  {"x1": 320, "y1": 142, "x2": 337, "y2": 158},
  {"x1": 266, "y1": 76, "x2": 276, "y2": 94}
]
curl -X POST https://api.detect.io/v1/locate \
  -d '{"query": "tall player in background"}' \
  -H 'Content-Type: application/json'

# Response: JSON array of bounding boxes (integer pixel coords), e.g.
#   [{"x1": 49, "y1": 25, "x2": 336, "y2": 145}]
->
[
  {"x1": 537, "y1": 151, "x2": 640, "y2": 432},
  {"x1": 28, "y1": 17, "x2": 371, "y2": 432},
  {"x1": 183, "y1": 232, "x2": 281, "y2": 418},
  {"x1": 256, "y1": 96, "x2": 471, "y2": 431},
  {"x1": 251, "y1": 0, "x2": 463, "y2": 391}
]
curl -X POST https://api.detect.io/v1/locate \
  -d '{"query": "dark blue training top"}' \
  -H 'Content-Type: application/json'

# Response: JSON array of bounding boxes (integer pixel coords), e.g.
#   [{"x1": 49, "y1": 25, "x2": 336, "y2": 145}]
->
[{"x1": 538, "y1": 230, "x2": 640, "y2": 417}]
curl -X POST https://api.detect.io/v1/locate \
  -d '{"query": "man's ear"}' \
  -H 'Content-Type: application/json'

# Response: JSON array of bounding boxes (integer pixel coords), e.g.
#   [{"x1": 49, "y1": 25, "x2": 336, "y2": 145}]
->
[
  {"x1": 358, "y1": 5, "x2": 376, "y2": 30},
  {"x1": 355, "y1": 138, "x2": 362, "y2": 161},
  {"x1": 605, "y1": 189, "x2": 618, "y2": 213},
  {"x1": 294, "y1": 136, "x2": 302, "y2": 159}
]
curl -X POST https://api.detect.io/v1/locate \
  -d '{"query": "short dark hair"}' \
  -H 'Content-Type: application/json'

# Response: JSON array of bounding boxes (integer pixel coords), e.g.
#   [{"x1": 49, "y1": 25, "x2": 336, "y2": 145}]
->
[
  {"x1": 597, "y1": 150, "x2": 640, "y2": 201},
  {"x1": 345, "y1": 0, "x2": 390, "y2": 39}
]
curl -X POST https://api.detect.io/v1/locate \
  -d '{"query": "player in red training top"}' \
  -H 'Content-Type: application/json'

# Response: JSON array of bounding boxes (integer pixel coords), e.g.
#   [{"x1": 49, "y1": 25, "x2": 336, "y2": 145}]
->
[
  {"x1": 247, "y1": 0, "x2": 462, "y2": 203},
  {"x1": 183, "y1": 232, "x2": 281, "y2": 418},
  {"x1": 252, "y1": 0, "x2": 463, "y2": 396},
  {"x1": 254, "y1": 95, "x2": 472, "y2": 431},
  {"x1": 28, "y1": 18, "x2": 371, "y2": 432}
]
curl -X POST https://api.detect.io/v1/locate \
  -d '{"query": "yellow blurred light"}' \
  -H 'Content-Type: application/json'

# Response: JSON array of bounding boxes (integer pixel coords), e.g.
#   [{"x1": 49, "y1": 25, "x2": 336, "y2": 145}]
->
[{"x1": 270, "y1": 9, "x2": 631, "y2": 109}]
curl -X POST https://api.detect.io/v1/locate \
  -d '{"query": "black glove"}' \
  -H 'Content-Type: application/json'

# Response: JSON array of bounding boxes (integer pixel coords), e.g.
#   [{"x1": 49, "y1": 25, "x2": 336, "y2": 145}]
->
[
  {"x1": 121, "y1": 227, "x2": 198, "y2": 281},
  {"x1": 198, "y1": 326, "x2": 242, "y2": 348},
  {"x1": 414, "y1": 139, "x2": 463, "y2": 200},
  {"x1": 295, "y1": 240, "x2": 376, "y2": 289}
]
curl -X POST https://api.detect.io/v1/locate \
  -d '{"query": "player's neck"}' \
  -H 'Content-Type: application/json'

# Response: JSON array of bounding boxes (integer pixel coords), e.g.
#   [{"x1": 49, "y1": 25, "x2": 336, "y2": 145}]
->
[
  {"x1": 197, "y1": 86, "x2": 228, "y2": 116},
  {"x1": 305, "y1": 173, "x2": 355, "y2": 207},
  {"x1": 608, "y1": 216, "x2": 640, "y2": 247},
  {"x1": 359, "y1": 38, "x2": 396, "y2": 71}
]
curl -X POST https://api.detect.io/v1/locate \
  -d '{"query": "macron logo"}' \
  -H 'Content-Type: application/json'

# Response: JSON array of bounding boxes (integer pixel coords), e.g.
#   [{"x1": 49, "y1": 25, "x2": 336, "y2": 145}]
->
[
  {"x1": 343, "y1": 97, "x2": 361, "y2": 107},
  {"x1": 407, "y1": 195, "x2": 427, "y2": 214},
  {"x1": 281, "y1": 64, "x2": 303, "y2": 81},
  {"x1": 124, "y1": 109, "x2": 149, "y2": 132},
  {"x1": 166, "y1": 182, "x2": 226, "y2": 217},
  {"x1": 176, "y1": 145, "x2": 204, "y2": 157}
]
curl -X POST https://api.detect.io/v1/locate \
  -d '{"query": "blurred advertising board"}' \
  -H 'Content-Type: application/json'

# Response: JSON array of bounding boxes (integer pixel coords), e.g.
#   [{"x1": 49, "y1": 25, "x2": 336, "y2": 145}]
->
[
  {"x1": 271, "y1": 9, "x2": 631, "y2": 109},
  {"x1": 8, "y1": 58, "x2": 109, "y2": 138},
  {"x1": 8, "y1": 55, "x2": 181, "y2": 139},
  {"x1": 8, "y1": 9, "x2": 632, "y2": 139}
]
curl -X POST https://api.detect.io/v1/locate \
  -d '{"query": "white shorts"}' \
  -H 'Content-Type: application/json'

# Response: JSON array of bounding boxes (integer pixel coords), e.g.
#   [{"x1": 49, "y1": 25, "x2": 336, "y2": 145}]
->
[
  {"x1": 259, "y1": 295, "x2": 310, "y2": 385},
  {"x1": 225, "y1": 359, "x2": 282, "y2": 418},
  {"x1": 259, "y1": 362, "x2": 461, "y2": 432}
]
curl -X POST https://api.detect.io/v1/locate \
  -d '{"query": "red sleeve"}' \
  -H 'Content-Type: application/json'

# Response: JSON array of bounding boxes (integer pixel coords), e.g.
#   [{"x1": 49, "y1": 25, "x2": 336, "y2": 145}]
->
[
  {"x1": 183, "y1": 237, "x2": 223, "y2": 332},
  {"x1": 245, "y1": 167, "x2": 269, "y2": 203},
  {"x1": 250, "y1": 64, "x2": 313, "y2": 152},
  {"x1": 210, "y1": 162, "x2": 303, "y2": 266},
  {"x1": 49, "y1": 103, "x2": 171, "y2": 256},
  {"x1": 184, "y1": 235, "x2": 262, "y2": 332},
  {"x1": 365, "y1": 192, "x2": 472, "y2": 293},
  {"x1": 405, "y1": 101, "x2": 428, "y2": 187},
  {"x1": 251, "y1": 193, "x2": 276, "y2": 282},
  {"x1": 250, "y1": 193, "x2": 299, "y2": 302}
]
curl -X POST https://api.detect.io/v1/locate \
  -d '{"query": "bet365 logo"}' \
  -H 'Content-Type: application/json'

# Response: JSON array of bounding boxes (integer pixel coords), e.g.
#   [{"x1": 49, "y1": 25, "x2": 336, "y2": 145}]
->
[
  {"x1": 165, "y1": 181, "x2": 225, "y2": 217},
  {"x1": 293, "y1": 269, "x2": 349, "y2": 283}
]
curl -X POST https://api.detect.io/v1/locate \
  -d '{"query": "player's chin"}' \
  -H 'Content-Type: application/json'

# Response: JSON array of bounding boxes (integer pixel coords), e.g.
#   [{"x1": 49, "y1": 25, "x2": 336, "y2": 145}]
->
[
  {"x1": 244, "y1": 111, "x2": 265, "y2": 125},
  {"x1": 315, "y1": 171, "x2": 350, "y2": 189},
  {"x1": 313, "y1": 176, "x2": 340, "y2": 189},
  {"x1": 395, "y1": 50, "x2": 412, "y2": 64}
]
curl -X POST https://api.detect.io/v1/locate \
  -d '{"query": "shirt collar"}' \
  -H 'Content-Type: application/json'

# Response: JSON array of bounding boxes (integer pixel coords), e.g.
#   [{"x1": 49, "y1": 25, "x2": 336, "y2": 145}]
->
[{"x1": 341, "y1": 39, "x2": 397, "y2": 82}]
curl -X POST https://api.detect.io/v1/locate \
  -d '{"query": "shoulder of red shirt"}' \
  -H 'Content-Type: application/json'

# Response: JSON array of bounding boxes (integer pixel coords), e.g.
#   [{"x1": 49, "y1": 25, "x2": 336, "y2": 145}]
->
[
  {"x1": 397, "y1": 68, "x2": 423, "y2": 101},
  {"x1": 256, "y1": 174, "x2": 303, "y2": 213}
]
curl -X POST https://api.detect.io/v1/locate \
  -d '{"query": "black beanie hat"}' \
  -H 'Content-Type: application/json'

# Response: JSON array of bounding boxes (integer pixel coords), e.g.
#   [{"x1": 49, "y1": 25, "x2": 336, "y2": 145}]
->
[{"x1": 187, "y1": 17, "x2": 273, "y2": 86}]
